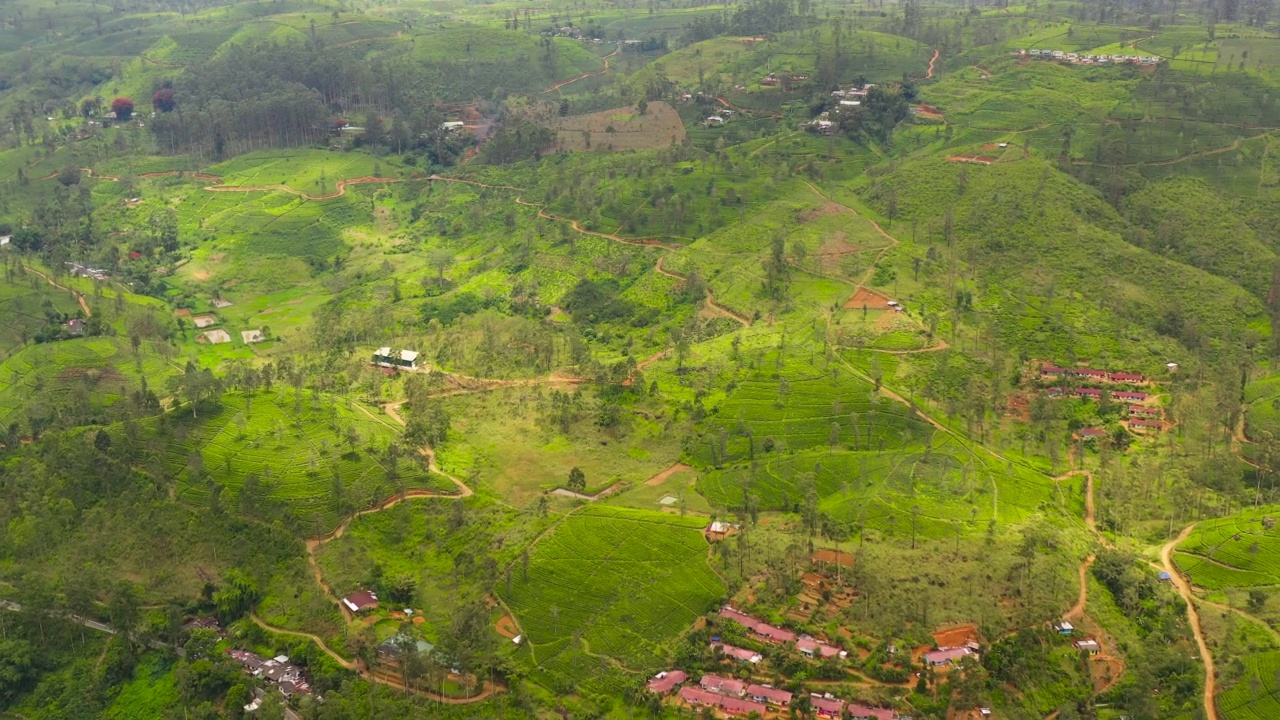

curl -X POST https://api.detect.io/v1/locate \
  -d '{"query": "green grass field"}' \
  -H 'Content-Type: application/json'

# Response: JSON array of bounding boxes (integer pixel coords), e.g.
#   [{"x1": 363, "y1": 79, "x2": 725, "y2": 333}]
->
[
  {"x1": 433, "y1": 386, "x2": 686, "y2": 506},
  {"x1": 169, "y1": 389, "x2": 456, "y2": 532}
]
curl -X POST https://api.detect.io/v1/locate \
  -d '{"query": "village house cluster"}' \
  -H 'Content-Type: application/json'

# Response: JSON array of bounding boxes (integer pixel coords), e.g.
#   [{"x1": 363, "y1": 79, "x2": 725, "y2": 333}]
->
[
  {"x1": 1017, "y1": 48, "x2": 1163, "y2": 66},
  {"x1": 227, "y1": 649, "x2": 314, "y2": 699},
  {"x1": 640, "y1": 604, "x2": 914, "y2": 717},
  {"x1": 66, "y1": 261, "x2": 109, "y2": 281},
  {"x1": 1039, "y1": 363, "x2": 1166, "y2": 433}
]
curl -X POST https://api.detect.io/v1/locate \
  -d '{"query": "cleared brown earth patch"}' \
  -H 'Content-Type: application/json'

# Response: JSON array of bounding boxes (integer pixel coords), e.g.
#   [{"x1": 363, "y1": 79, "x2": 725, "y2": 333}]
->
[
  {"x1": 58, "y1": 366, "x2": 127, "y2": 383},
  {"x1": 546, "y1": 101, "x2": 686, "y2": 153},
  {"x1": 843, "y1": 286, "x2": 893, "y2": 310},
  {"x1": 931, "y1": 623, "x2": 979, "y2": 648}
]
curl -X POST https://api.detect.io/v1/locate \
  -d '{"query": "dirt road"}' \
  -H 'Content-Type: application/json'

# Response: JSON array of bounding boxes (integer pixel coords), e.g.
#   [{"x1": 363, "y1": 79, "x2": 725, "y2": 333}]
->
[
  {"x1": 22, "y1": 264, "x2": 92, "y2": 316},
  {"x1": 544, "y1": 45, "x2": 620, "y2": 94},
  {"x1": 1161, "y1": 524, "x2": 1218, "y2": 720}
]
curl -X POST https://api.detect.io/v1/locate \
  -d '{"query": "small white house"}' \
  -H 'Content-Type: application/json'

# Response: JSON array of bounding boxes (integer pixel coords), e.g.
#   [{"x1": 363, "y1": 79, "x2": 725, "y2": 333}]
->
[{"x1": 706, "y1": 116, "x2": 724, "y2": 125}]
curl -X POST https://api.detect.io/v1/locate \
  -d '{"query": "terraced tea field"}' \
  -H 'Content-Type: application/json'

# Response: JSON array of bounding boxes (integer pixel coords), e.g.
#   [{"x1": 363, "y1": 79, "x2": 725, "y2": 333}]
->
[
  {"x1": 1173, "y1": 507, "x2": 1280, "y2": 589},
  {"x1": 500, "y1": 506, "x2": 723, "y2": 692},
  {"x1": 0, "y1": 337, "x2": 178, "y2": 429},
  {"x1": 1218, "y1": 649, "x2": 1280, "y2": 720}
]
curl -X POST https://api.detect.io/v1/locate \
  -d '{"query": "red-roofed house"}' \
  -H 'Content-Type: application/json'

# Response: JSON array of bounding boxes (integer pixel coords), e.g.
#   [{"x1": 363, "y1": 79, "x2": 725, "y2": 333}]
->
[
  {"x1": 712, "y1": 642, "x2": 762, "y2": 664},
  {"x1": 1129, "y1": 405, "x2": 1160, "y2": 417},
  {"x1": 647, "y1": 670, "x2": 687, "y2": 694},
  {"x1": 1041, "y1": 364, "x2": 1067, "y2": 377},
  {"x1": 719, "y1": 607, "x2": 760, "y2": 631},
  {"x1": 1071, "y1": 368, "x2": 1108, "y2": 380},
  {"x1": 1078, "y1": 427, "x2": 1106, "y2": 438},
  {"x1": 848, "y1": 704, "x2": 895, "y2": 720},
  {"x1": 1130, "y1": 418, "x2": 1163, "y2": 431},
  {"x1": 812, "y1": 695, "x2": 845, "y2": 717},
  {"x1": 1074, "y1": 387, "x2": 1103, "y2": 399},
  {"x1": 753, "y1": 622, "x2": 796, "y2": 644},
  {"x1": 719, "y1": 695, "x2": 769, "y2": 716},
  {"x1": 700, "y1": 674, "x2": 747, "y2": 697},
  {"x1": 924, "y1": 646, "x2": 975, "y2": 666},
  {"x1": 1114, "y1": 391, "x2": 1148, "y2": 402},
  {"x1": 796, "y1": 636, "x2": 846, "y2": 660},
  {"x1": 680, "y1": 686, "x2": 722, "y2": 708},
  {"x1": 747, "y1": 684, "x2": 792, "y2": 706},
  {"x1": 1109, "y1": 372, "x2": 1145, "y2": 383},
  {"x1": 341, "y1": 590, "x2": 379, "y2": 613}
]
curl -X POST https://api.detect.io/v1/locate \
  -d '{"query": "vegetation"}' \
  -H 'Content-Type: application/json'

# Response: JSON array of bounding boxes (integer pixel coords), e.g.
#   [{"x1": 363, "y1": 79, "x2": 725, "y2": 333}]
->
[{"x1": 2, "y1": 0, "x2": 1280, "y2": 717}]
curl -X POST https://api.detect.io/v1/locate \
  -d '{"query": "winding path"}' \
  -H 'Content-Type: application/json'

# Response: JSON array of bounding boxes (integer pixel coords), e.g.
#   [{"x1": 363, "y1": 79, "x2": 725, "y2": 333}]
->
[
  {"x1": 925, "y1": 49, "x2": 940, "y2": 79},
  {"x1": 543, "y1": 45, "x2": 620, "y2": 94},
  {"x1": 1161, "y1": 524, "x2": 1219, "y2": 720},
  {"x1": 654, "y1": 255, "x2": 750, "y2": 326},
  {"x1": 22, "y1": 264, "x2": 92, "y2": 316}
]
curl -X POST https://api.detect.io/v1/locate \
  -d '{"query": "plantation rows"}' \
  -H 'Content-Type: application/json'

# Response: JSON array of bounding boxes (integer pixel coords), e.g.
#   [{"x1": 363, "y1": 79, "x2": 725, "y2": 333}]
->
[
  {"x1": 1219, "y1": 649, "x2": 1280, "y2": 720},
  {"x1": 0, "y1": 337, "x2": 176, "y2": 428},
  {"x1": 699, "y1": 436, "x2": 1068, "y2": 537},
  {"x1": 501, "y1": 506, "x2": 722, "y2": 676},
  {"x1": 689, "y1": 366, "x2": 935, "y2": 466},
  {"x1": 1174, "y1": 507, "x2": 1280, "y2": 588}
]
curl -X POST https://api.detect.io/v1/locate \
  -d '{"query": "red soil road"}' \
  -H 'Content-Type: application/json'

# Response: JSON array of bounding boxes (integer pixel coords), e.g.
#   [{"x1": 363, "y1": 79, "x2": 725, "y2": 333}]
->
[
  {"x1": 653, "y1": 255, "x2": 750, "y2": 326},
  {"x1": 249, "y1": 612, "x2": 502, "y2": 704},
  {"x1": 543, "y1": 45, "x2": 620, "y2": 94},
  {"x1": 1162, "y1": 524, "x2": 1219, "y2": 720},
  {"x1": 22, "y1": 264, "x2": 92, "y2": 317},
  {"x1": 516, "y1": 196, "x2": 670, "y2": 248},
  {"x1": 925, "y1": 49, "x2": 940, "y2": 78},
  {"x1": 1065, "y1": 554, "x2": 1096, "y2": 620},
  {"x1": 643, "y1": 462, "x2": 692, "y2": 487}
]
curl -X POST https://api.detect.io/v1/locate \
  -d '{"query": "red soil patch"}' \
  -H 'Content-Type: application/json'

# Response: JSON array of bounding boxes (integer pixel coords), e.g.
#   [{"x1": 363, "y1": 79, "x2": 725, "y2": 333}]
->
[
  {"x1": 799, "y1": 202, "x2": 847, "y2": 223},
  {"x1": 932, "y1": 623, "x2": 979, "y2": 649},
  {"x1": 174, "y1": 308, "x2": 191, "y2": 317},
  {"x1": 57, "y1": 366, "x2": 127, "y2": 383},
  {"x1": 947, "y1": 155, "x2": 996, "y2": 165},
  {"x1": 843, "y1": 287, "x2": 893, "y2": 310},
  {"x1": 495, "y1": 615, "x2": 519, "y2": 639},
  {"x1": 811, "y1": 548, "x2": 854, "y2": 567}
]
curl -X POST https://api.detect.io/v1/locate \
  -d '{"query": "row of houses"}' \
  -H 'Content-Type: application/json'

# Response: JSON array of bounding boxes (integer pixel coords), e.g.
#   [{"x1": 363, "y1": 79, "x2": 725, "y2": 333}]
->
[
  {"x1": 1040, "y1": 364, "x2": 1146, "y2": 385},
  {"x1": 1018, "y1": 48, "x2": 1162, "y2": 66},
  {"x1": 1044, "y1": 386, "x2": 1149, "y2": 403},
  {"x1": 227, "y1": 649, "x2": 314, "y2": 697},
  {"x1": 649, "y1": 670, "x2": 898, "y2": 719},
  {"x1": 718, "y1": 606, "x2": 847, "y2": 659}
]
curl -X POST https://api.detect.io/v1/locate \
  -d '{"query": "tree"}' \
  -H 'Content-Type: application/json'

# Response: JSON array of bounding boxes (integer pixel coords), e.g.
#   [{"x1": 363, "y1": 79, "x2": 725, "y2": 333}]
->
[
  {"x1": 111, "y1": 97, "x2": 135, "y2": 121},
  {"x1": 0, "y1": 639, "x2": 36, "y2": 704},
  {"x1": 568, "y1": 466, "x2": 586, "y2": 492},
  {"x1": 427, "y1": 250, "x2": 455, "y2": 287},
  {"x1": 213, "y1": 569, "x2": 261, "y2": 620},
  {"x1": 152, "y1": 88, "x2": 176, "y2": 113},
  {"x1": 58, "y1": 164, "x2": 82, "y2": 186}
]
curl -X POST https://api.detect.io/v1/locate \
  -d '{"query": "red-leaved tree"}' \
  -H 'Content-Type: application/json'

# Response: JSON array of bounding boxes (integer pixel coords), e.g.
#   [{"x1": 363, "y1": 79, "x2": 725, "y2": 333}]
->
[
  {"x1": 152, "y1": 88, "x2": 175, "y2": 113},
  {"x1": 111, "y1": 97, "x2": 135, "y2": 120}
]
